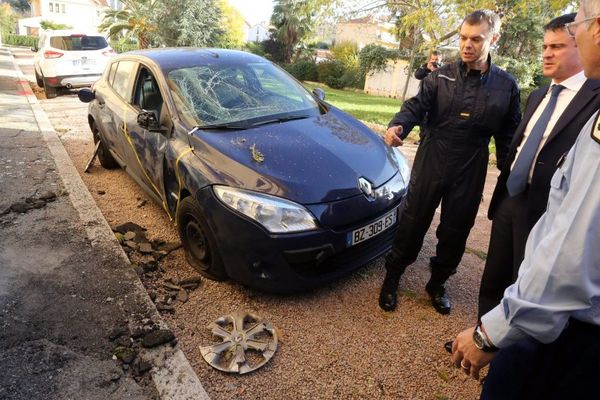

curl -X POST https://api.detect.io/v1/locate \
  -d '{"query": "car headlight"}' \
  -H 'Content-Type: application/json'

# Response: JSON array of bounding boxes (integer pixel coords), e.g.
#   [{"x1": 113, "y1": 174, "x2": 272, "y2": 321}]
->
[
  {"x1": 392, "y1": 147, "x2": 411, "y2": 187},
  {"x1": 213, "y1": 186, "x2": 318, "y2": 233}
]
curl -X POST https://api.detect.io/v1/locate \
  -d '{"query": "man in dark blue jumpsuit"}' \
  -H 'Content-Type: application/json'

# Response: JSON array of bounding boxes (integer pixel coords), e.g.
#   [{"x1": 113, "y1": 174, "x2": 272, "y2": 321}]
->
[{"x1": 379, "y1": 9, "x2": 521, "y2": 314}]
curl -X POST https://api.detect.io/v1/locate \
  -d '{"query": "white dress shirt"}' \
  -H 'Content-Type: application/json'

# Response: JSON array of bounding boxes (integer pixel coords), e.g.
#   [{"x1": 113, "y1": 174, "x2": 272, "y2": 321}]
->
[{"x1": 511, "y1": 70, "x2": 587, "y2": 181}]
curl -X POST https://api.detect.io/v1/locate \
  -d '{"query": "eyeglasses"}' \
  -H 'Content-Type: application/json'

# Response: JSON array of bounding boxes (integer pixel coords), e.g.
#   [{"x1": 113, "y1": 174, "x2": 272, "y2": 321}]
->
[{"x1": 564, "y1": 15, "x2": 599, "y2": 37}]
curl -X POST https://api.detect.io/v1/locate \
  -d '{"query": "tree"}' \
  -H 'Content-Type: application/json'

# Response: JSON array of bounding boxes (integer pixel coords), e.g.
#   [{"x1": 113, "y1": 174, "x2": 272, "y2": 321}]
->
[
  {"x1": 219, "y1": 0, "x2": 245, "y2": 49},
  {"x1": 0, "y1": 3, "x2": 17, "y2": 37},
  {"x1": 271, "y1": 0, "x2": 336, "y2": 63},
  {"x1": 98, "y1": 0, "x2": 160, "y2": 49},
  {"x1": 154, "y1": 0, "x2": 224, "y2": 47},
  {"x1": 5, "y1": 0, "x2": 29, "y2": 13}
]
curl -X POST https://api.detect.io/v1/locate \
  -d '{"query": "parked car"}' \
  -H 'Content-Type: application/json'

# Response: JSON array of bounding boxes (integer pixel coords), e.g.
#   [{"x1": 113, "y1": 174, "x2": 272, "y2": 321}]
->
[
  {"x1": 32, "y1": 30, "x2": 115, "y2": 98},
  {"x1": 78, "y1": 48, "x2": 410, "y2": 292}
]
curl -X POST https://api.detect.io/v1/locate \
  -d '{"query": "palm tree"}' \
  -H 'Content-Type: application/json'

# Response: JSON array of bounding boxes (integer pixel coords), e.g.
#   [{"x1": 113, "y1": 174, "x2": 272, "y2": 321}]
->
[
  {"x1": 98, "y1": 0, "x2": 159, "y2": 49},
  {"x1": 271, "y1": 0, "x2": 315, "y2": 63}
]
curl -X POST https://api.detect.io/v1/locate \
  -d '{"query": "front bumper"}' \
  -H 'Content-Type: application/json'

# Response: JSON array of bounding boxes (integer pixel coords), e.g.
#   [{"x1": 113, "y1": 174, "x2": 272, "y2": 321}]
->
[{"x1": 195, "y1": 187, "x2": 402, "y2": 293}]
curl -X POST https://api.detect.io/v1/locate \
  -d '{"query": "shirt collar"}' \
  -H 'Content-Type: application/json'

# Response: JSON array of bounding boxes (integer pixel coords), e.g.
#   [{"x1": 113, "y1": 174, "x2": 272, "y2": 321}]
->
[
  {"x1": 551, "y1": 70, "x2": 586, "y2": 92},
  {"x1": 459, "y1": 54, "x2": 493, "y2": 75}
]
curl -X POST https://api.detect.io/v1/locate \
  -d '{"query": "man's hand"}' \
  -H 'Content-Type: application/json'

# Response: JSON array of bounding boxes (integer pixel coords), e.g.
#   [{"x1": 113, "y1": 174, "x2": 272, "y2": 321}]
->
[
  {"x1": 427, "y1": 61, "x2": 439, "y2": 72},
  {"x1": 451, "y1": 327, "x2": 496, "y2": 380},
  {"x1": 384, "y1": 126, "x2": 404, "y2": 147}
]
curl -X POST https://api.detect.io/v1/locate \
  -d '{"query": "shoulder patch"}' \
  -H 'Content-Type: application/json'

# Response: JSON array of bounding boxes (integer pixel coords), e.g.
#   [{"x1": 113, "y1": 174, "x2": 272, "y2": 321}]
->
[{"x1": 593, "y1": 112, "x2": 600, "y2": 144}]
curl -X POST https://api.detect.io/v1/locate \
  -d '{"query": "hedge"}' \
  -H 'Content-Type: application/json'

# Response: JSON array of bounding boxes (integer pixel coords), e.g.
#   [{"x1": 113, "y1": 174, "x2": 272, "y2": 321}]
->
[
  {"x1": 317, "y1": 60, "x2": 345, "y2": 89},
  {"x1": 3, "y1": 34, "x2": 37, "y2": 48},
  {"x1": 110, "y1": 40, "x2": 139, "y2": 54},
  {"x1": 284, "y1": 60, "x2": 318, "y2": 82}
]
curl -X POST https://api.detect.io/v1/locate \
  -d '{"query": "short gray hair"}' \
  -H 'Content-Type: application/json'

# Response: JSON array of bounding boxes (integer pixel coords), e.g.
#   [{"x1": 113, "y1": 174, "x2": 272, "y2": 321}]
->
[
  {"x1": 462, "y1": 9, "x2": 501, "y2": 36},
  {"x1": 581, "y1": 0, "x2": 600, "y2": 18}
]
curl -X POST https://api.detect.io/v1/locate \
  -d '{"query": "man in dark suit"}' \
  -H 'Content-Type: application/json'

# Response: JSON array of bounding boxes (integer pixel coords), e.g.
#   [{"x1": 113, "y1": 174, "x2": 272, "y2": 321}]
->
[{"x1": 477, "y1": 13, "x2": 600, "y2": 318}]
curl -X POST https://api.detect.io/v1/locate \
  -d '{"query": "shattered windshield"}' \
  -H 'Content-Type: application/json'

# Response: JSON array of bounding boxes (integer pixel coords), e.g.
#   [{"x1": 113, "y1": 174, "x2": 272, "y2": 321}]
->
[{"x1": 167, "y1": 62, "x2": 319, "y2": 127}]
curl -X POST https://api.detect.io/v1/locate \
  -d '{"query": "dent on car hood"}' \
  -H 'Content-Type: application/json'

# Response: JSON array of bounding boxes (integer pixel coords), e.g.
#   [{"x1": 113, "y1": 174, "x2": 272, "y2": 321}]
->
[{"x1": 188, "y1": 109, "x2": 399, "y2": 204}]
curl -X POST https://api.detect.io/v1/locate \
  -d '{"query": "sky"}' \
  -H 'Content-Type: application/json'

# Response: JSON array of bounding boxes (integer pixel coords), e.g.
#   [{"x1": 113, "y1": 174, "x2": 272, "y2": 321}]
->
[{"x1": 228, "y1": 0, "x2": 274, "y2": 25}]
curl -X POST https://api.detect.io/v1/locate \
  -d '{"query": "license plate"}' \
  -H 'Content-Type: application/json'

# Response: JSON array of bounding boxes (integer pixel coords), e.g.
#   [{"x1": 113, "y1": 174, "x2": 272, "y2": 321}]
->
[
  {"x1": 347, "y1": 208, "x2": 397, "y2": 246},
  {"x1": 73, "y1": 59, "x2": 95, "y2": 66}
]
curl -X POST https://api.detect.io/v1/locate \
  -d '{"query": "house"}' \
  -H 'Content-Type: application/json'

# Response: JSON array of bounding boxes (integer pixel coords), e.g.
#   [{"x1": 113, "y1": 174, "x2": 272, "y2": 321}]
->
[
  {"x1": 335, "y1": 16, "x2": 398, "y2": 50},
  {"x1": 245, "y1": 20, "x2": 270, "y2": 43},
  {"x1": 18, "y1": 0, "x2": 111, "y2": 35}
]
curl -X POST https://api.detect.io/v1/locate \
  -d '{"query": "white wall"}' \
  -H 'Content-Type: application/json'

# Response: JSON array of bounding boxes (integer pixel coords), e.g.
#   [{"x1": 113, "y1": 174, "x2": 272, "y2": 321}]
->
[
  {"x1": 246, "y1": 24, "x2": 269, "y2": 42},
  {"x1": 19, "y1": 0, "x2": 106, "y2": 35},
  {"x1": 364, "y1": 59, "x2": 421, "y2": 99}
]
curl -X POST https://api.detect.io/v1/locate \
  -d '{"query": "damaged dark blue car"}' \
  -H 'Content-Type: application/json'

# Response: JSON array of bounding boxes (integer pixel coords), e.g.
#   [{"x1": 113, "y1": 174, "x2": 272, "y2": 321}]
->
[{"x1": 78, "y1": 48, "x2": 410, "y2": 292}]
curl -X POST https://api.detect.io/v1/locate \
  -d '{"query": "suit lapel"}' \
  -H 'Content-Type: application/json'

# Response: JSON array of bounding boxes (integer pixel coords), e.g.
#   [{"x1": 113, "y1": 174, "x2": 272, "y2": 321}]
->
[{"x1": 545, "y1": 79, "x2": 600, "y2": 144}]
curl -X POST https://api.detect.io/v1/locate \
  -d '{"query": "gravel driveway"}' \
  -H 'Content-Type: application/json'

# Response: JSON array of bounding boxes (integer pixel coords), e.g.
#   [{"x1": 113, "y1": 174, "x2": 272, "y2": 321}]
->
[{"x1": 14, "y1": 47, "x2": 501, "y2": 400}]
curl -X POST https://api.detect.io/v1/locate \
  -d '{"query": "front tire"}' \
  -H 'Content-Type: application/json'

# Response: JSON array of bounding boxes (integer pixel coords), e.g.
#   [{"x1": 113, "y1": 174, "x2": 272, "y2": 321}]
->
[
  {"x1": 92, "y1": 122, "x2": 119, "y2": 169},
  {"x1": 177, "y1": 196, "x2": 227, "y2": 281}
]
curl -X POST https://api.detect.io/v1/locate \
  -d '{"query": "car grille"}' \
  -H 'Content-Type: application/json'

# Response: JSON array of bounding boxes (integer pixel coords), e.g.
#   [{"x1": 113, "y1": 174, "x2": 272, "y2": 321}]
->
[{"x1": 287, "y1": 227, "x2": 396, "y2": 277}]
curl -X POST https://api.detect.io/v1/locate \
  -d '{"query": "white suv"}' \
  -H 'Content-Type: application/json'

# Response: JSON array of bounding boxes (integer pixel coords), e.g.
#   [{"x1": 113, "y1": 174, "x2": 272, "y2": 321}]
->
[{"x1": 32, "y1": 30, "x2": 116, "y2": 98}]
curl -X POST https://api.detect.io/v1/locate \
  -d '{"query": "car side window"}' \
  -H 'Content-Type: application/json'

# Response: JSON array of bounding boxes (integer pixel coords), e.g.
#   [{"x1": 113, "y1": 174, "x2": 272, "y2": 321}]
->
[
  {"x1": 132, "y1": 67, "x2": 164, "y2": 120},
  {"x1": 111, "y1": 60, "x2": 136, "y2": 101},
  {"x1": 107, "y1": 61, "x2": 118, "y2": 85}
]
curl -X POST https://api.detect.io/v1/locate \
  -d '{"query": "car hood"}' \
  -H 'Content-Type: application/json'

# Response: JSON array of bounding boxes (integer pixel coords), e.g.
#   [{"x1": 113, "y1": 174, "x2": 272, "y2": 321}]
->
[{"x1": 188, "y1": 107, "x2": 402, "y2": 204}]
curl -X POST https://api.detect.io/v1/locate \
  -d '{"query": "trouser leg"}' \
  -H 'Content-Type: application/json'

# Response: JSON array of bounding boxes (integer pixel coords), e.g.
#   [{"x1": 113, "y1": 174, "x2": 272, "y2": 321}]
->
[
  {"x1": 385, "y1": 174, "x2": 444, "y2": 276},
  {"x1": 478, "y1": 192, "x2": 529, "y2": 318},
  {"x1": 432, "y1": 171, "x2": 486, "y2": 284}
]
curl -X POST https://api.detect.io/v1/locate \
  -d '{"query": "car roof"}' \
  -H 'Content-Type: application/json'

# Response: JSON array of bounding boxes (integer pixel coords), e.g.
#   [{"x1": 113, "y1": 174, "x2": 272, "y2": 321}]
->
[{"x1": 118, "y1": 48, "x2": 268, "y2": 71}]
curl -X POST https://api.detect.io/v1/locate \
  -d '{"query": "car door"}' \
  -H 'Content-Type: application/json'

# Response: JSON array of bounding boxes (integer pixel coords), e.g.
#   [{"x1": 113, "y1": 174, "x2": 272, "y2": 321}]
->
[
  {"x1": 94, "y1": 60, "x2": 124, "y2": 160},
  {"x1": 104, "y1": 59, "x2": 153, "y2": 187},
  {"x1": 124, "y1": 64, "x2": 174, "y2": 209}
]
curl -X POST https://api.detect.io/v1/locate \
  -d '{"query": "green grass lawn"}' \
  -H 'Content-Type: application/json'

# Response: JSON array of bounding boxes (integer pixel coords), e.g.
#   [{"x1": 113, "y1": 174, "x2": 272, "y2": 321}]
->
[{"x1": 302, "y1": 82, "x2": 402, "y2": 126}]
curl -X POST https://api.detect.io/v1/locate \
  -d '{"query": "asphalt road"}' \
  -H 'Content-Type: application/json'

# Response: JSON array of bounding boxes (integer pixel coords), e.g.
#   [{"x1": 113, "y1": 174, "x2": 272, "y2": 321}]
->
[{"x1": 12, "y1": 46, "x2": 500, "y2": 399}]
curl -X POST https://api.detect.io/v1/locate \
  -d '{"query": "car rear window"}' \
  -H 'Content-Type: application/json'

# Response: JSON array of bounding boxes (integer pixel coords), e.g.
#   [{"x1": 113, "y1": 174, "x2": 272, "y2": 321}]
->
[{"x1": 50, "y1": 35, "x2": 108, "y2": 51}]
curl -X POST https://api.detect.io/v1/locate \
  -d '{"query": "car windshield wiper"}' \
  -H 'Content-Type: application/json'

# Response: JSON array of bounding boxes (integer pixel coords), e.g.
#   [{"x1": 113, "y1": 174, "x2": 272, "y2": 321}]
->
[
  {"x1": 196, "y1": 122, "x2": 248, "y2": 130},
  {"x1": 249, "y1": 114, "x2": 310, "y2": 127}
]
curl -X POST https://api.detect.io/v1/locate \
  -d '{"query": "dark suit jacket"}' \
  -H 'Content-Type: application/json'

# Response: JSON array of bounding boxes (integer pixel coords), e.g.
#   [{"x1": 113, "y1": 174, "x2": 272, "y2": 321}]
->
[{"x1": 488, "y1": 78, "x2": 600, "y2": 229}]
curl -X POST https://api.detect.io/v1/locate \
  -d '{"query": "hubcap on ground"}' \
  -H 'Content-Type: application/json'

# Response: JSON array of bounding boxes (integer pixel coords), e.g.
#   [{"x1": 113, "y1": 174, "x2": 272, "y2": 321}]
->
[{"x1": 200, "y1": 312, "x2": 278, "y2": 374}]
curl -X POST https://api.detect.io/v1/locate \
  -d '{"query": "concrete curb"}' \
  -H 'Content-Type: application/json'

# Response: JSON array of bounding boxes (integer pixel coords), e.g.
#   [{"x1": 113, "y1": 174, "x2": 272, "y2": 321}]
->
[{"x1": 6, "y1": 49, "x2": 210, "y2": 400}]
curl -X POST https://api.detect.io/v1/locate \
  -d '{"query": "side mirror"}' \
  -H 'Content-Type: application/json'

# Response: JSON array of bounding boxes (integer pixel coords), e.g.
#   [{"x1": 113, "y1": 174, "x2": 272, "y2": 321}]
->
[
  {"x1": 137, "y1": 110, "x2": 164, "y2": 132},
  {"x1": 78, "y1": 88, "x2": 95, "y2": 103},
  {"x1": 312, "y1": 87, "x2": 325, "y2": 101}
]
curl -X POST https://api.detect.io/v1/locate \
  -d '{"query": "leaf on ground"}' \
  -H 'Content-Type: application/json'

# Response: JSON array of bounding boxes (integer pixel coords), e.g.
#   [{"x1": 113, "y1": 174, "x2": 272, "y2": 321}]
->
[
  {"x1": 465, "y1": 247, "x2": 487, "y2": 260},
  {"x1": 437, "y1": 369, "x2": 450, "y2": 383}
]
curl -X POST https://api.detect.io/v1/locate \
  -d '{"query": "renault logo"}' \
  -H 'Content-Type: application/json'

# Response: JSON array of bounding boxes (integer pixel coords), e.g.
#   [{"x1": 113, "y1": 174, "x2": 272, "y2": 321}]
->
[{"x1": 358, "y1": 177, "x2": 374, "y2": 198}]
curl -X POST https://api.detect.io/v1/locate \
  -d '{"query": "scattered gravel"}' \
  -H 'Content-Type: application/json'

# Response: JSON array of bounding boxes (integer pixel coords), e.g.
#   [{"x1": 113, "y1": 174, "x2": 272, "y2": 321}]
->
[{"x1": 43, "y1": 91, "x2": 499, "y2": 399}]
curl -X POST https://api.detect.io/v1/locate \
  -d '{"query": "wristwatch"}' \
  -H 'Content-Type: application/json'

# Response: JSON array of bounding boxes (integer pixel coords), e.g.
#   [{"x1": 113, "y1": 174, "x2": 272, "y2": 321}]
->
[{"x1": 473, "y1": 323, "x2": 499, "y2": 353}]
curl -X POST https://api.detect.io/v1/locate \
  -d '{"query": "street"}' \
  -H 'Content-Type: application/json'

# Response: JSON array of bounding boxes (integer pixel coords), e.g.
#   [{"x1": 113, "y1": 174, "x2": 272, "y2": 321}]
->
[{"x1": 10, "y1": 46, "x2": 497, "y2": 399}]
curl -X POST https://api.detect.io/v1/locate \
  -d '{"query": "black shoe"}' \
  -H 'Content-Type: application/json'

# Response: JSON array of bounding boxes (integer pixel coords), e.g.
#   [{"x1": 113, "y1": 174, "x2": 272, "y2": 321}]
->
[
  {"x1": 425, "y1": 283, "x2": 451, "y2": 315},
  {"x1": 379, "y1": 272, "x2": 400, "y2": 311}
]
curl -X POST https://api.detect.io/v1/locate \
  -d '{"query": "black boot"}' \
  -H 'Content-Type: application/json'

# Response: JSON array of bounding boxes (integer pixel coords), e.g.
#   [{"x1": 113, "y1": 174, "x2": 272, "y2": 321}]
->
[
  {"x1": 425, "y1": 280, "x2": 451, "y2": 315},
  {"x1": 379, "y1": 270, "x2": 401, "y2": 311}
]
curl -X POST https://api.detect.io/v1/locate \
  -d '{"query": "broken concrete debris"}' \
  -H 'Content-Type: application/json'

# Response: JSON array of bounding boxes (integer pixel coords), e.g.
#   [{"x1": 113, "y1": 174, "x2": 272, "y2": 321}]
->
[
  {"x1": 1, "y1": 190, "x2": 58, "y2": 215},
  {"x1": 111, "y1": 222, "x2": 199, "y2": 313},
  {"x1": 142, "y1": 329, "x2": 176, "y2": 348}
]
